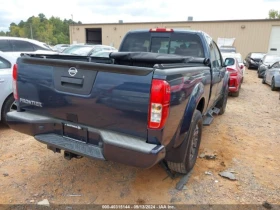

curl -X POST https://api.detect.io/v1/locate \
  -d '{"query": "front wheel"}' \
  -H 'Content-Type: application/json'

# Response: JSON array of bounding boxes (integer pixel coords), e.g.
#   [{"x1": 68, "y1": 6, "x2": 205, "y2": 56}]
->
[{"x1": 167, "y1": 110, "x2": 202, "y2": 174}]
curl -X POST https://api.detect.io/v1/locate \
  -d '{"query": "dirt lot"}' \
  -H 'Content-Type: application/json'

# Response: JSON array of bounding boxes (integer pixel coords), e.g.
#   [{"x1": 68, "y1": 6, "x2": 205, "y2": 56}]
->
[{"x1": 0, "y1": 69, "x2": 280, "y2": 205}]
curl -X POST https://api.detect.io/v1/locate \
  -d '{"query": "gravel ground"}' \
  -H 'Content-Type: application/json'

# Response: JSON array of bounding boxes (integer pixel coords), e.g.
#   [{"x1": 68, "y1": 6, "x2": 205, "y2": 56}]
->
[{"x1": 0, "y1": 69, "x2": 280, "y2": 206}]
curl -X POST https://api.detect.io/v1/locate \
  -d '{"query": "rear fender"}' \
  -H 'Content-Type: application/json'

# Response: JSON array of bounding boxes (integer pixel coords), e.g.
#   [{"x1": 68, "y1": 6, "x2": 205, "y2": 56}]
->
[
  {"x1": 165, "y1": 82, "x2": 204, "y2": 162},
  {"x1": 180, "y1": 82, "x2": 205, "y2": 136}
]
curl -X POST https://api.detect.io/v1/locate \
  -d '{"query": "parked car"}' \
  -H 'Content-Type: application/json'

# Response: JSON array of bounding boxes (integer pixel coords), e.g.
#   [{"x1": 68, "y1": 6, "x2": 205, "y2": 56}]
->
[
  {"x1": 7, "y1": 28, "x2": 229, "y2": 175},
  {"x1": 90, "y1": 50, "x2": 116, "y2": 57},
  {"x1": 0, "y1": 37, "x2": 56, "y2": 56},
  {"x1": 62, "y1": 44, "x2": 117, "y2": 56},
  {"x1": 257, "y1": 54, "x2": 280, "y2": 78},
  {"x1": 244, "y1": 52, "x2": 266, "y2": 69},
  {"x1": 222, "y1": 52, "x2": 245, "y2": 81},
  {"x1": 262, "y1": 61, "x2": 280, "y2": 91},
  {"x1": 224, "y1": 57, "x2": 243, "y2": 97},
  {"x1": 0, "y1": 52, "x2": 17, "y2": 125},
  {"x1": 219, "y1": 46, "x2": 236, "y2": 53},
  {"x1": 53, "y1": 44, "x2": 70, "y2": 52}
]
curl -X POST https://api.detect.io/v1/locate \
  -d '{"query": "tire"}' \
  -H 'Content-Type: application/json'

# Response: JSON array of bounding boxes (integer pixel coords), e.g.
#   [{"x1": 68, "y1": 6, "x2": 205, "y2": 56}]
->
[
  {"x1": 271, "y1": 78, "x2": 277, "y2": 91},
  {"x1": 215, "y1": 84, "x2": 229, "y2": 115},
  {"x1": 258, "y1": 73, "x2": 262, "y2": 78},
  {"x1": 1, "y1": 95, "x2": 17, "y2": 125},
  {"x1": 231, "y1": 90, "x2": 239, "y2": 97},
  {"x1": 167, "y1": 110, "x2": 202, "y2": 174}
]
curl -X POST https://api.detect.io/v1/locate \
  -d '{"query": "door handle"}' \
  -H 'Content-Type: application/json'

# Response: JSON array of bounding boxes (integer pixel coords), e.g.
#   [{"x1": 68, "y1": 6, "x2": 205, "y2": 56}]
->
[{"x1": 0, "y1": 79, "x2": 4, "y2": 83}]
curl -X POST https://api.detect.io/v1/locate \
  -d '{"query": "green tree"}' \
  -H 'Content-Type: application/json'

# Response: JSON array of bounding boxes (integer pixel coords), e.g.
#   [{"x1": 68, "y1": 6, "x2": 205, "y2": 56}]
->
[
  {"x1": 2, "y1": 14, "x2": 82, "y2": 45},
  {"x1": 268, "y1": 9, "x2": 280, "y2": 19},
  {"x1": 0, "y1": 31, "x2": 7, "y2": 36}
]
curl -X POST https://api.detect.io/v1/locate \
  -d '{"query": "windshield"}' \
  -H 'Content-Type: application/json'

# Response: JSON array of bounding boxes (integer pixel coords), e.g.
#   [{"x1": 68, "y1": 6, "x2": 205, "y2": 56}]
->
[
  {"x1": 91, "y1": 51, "x2": 111, "y2": 57},
  {"x1": 222, "y1": 54, "x2": 242, "y2": 62},
  {"x1": 63, "y1": 45, "x2": 85, "y2": 53},
  {"x1": 120, "y1": 32, "x2": 205, "y2": 57},
  {"x1": 263, "y1": 55, "x2": 280, "y2": 63},
  {"x1": 70, "y1": 46, "x2": 93, "y2": 55},
  {"x1": 63, "y1": 46, "x2": 93, "y2": 55}
]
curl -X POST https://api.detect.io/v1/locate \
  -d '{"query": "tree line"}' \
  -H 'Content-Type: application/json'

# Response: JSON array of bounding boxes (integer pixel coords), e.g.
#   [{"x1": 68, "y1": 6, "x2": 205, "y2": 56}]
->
[
  {"x1": 0, "y1": 10, "x2": 279, "y2": 45},
  {"x1": 0, "y1": 13, "x2": 82, "y2": 45},
  {"x1": 269, "y1": 9, "x2": 280, "y2": 19}
]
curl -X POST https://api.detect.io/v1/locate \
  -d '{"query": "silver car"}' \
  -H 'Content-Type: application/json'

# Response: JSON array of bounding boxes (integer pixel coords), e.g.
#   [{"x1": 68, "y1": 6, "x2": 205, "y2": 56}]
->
[{"x1": 262, "y1": 61, "x2": 280, "y2": 91}]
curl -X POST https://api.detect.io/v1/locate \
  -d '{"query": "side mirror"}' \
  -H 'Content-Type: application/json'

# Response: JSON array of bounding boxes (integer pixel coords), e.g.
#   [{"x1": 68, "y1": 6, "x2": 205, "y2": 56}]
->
[{"x1": 243, "y1": 60, "x2": 246, "y2": 64}]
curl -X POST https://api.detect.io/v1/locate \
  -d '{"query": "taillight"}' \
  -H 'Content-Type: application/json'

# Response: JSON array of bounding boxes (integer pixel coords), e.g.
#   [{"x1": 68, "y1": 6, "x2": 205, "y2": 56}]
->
[
  {"x1": 148, "y1": 79, "x2": 171, "y2": 129},
  {"x1": 226, "y1": 67, "x2": 238, "y2": 76},
  {"x1": 149, "y1": 28, "x2": 174, "y2": 32},
  {"x1": 12, "y1": 64, "x2": 18, "y2": 100}
]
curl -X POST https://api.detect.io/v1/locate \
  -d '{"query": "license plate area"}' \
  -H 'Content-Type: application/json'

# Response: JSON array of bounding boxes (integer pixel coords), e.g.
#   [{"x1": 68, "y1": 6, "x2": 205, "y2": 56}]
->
[{"x1": 63, "y1": 123, "x2": 88, "y2": 142}]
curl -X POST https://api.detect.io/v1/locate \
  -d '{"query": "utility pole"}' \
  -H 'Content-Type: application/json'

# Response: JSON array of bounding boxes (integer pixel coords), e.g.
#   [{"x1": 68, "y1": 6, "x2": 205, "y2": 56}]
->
[
  {"x1": 71, "y1": 14, "x2": 74, "y2": 44},
  {"x1": 30, "y1": 24, "x2": 33, "y2": 39}
]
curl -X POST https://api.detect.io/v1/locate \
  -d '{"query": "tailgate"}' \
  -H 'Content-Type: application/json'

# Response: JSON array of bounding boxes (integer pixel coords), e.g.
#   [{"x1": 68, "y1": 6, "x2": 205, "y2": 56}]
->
[{"x1": 16, "y1": 56, "x2": 154, "y2": 138}]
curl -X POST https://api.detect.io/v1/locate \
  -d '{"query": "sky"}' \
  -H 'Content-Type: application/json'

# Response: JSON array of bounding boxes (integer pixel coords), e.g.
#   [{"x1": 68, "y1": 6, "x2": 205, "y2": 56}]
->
[{"x1": 0, "y1": 0, "x2": 280, "y2": 31}]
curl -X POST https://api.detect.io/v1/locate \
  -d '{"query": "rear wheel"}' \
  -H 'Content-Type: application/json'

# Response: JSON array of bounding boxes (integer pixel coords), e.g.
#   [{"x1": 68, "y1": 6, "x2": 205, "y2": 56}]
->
[
  {"x1": 271, "y1": 78, "x2": 277, "y2": 91},
  {"x1": 167, "y1": 110, "x2": 202, "y2": 174},
  {"x1": 1, "y1": 95, "x2": 17, "y2": 125},
  {"x1": 231, "y1": 90, "x2": 240, "y2": 97}
]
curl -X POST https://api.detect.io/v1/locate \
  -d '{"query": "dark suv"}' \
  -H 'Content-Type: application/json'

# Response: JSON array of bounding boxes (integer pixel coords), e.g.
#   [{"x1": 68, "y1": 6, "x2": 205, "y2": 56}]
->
[{"x1": 244, "y1": 52, "x2": 266, "y2": 69}]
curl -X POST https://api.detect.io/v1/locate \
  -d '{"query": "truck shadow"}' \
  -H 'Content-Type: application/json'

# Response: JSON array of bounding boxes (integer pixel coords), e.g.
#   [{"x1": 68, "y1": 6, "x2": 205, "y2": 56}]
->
[{"x1": 0, "y1": 123, "x2": 9, "y2": 131}]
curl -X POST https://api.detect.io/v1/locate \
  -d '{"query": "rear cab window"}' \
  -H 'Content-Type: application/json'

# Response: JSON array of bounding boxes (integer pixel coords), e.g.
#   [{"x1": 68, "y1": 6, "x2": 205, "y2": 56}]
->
[{"x1": 120, "y1": 31, "x2": 205, "y2": 58}]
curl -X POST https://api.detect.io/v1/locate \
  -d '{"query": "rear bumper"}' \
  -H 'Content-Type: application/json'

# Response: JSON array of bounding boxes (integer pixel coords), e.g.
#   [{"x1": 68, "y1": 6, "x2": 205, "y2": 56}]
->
[
  {"x1": 228, "y1": 77, "x2": 240, "y2": 92},
  {"x1": 6, "y1": 111, "x2": 165, "y2": 168}
]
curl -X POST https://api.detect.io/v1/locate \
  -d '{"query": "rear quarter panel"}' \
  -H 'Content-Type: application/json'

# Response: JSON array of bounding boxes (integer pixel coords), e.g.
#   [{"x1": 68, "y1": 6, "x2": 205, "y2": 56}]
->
[{"x1": 148, "y1": 66, "x2": 211, "y2": 147}]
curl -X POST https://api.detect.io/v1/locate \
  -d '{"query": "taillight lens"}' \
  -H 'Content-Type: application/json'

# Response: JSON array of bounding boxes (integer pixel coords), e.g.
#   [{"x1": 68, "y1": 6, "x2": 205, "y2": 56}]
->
[
  {"x1": 148, "y1": 79, "x2": 171, "y2": 129},
  {"x1": 12, "y1": 64, "x2": 18, "y2": 100},
  {"x1": 227, "y1": 67, "x2": 238, "y2": 76}
]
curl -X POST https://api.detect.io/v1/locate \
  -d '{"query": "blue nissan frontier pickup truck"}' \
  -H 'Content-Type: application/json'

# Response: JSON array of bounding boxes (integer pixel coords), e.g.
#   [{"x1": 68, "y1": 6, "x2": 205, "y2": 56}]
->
[{"x1": 7, "y1": 28, "x2": 229, "y2": 174}]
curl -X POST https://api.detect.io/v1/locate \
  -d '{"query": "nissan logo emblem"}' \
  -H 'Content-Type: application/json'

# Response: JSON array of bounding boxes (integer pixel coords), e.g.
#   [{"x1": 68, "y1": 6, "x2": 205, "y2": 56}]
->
[{"x1": 68, "y1": 67, "x2": 78, "y2": 77}]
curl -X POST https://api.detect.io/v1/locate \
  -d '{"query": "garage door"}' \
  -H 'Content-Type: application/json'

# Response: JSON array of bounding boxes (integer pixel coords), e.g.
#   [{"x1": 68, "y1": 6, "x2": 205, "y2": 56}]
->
[{"x1": 268, "y1": 26, "x2": 280, "y2": 55}]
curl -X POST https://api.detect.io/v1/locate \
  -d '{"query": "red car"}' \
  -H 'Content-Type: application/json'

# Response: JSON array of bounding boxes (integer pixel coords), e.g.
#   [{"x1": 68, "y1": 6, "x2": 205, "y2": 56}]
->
[{"x1": 224, "y1": 57, "x2": 243, "y2": 97}]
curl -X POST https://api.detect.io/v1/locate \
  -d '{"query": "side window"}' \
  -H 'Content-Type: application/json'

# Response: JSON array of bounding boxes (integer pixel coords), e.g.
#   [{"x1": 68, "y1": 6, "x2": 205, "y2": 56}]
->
[
  {"x1": 209, "y1": 43, "x2": 217, "y2": 68},
  {"x1": 0, "y1": 57, "x2": 11, "y2": 69},
  {"x1": 213, "y1": 42, "x2": 222, "y2": 67},
  {"x1": 0, "y1": 40, "x2": 12, "y2": 52},
  {"x1": 11, "y1": 40, "x2": 34, "y2": 52},
  {"x1": 272, "y1": 62, "x2": 280, "y2": 68}
]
